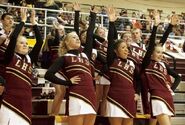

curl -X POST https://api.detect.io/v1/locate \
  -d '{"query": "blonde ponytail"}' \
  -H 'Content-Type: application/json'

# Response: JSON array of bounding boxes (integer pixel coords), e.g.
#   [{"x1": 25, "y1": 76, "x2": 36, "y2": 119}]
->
[{"x1": 58, "y1": 34, "x2": 69, "y2": 56}]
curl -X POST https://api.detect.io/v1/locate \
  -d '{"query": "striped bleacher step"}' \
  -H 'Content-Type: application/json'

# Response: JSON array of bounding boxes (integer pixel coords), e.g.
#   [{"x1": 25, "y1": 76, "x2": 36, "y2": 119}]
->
[
  {"x1": 32, "y1": 115, "x2": 150, "y2": 125},
  {"x1": 171, "y1": 116, "x2": 185, "y2": 125},
  {"x1": 175, "y1": 81, "x2": 185, "y2": 91},
  {"x1": 32, "y1": 114, "x2": 185, "y2": 125},
  {"x1": 174, "y1": 103, "x2": 185, "y2": 115},
  {"x1": 173, "y1": 92, "x2": 185, "y2": 102},
  {"x1": 32, "y1": 115, "x2": 68, "y2": 125},
  {"x1": 32, "y1": 99, "x2": 66, "y2": 115}
]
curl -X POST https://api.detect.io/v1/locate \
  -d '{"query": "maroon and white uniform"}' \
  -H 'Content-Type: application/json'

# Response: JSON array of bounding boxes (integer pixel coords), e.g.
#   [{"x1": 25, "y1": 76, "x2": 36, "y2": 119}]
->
[
  {"x1": 0, "y1": 29, "x2": 10, "y2": 77},
  {"x1": 95, "y1": 40, "x2": 110, "y2": 84},
  {"x1": 130, "y1": 42, "x2": 146, "y2": 63},
  {"x1": 95, "y1": 40, "x2": 108, "y2": 59},
  {"x1": 141, "y1": 25, "x2": 180, "y2": 117},
  {"x1": 3, "y1": 54, "x2": 33, "y2": 123},
  {"x1": 105, "y1": 22, "x2": 140, "y2": 118},
  {"x1": 0, "y1": 22, "x2": 43, "y2": 124},
  {"x1": 0, "y1": 40, "x2": 7, "y2": 77},
  {"x1": 44, "y1": 50, "x2": 97, "y2": 115},
  {"x1": 49, "y1": 45, "x2": 59, "y2": 64},
  {"x1": 45, "y1": 11, "x2": 97, "y2": 115},
  {"x1": 80, "y1": 46, "x2": 98, "y2": 78},
  {"x1": 47, "y1": 29, "x2": 63, "y2": 65},
  {"x1": 107, "y1": 58, "x2": 137, "y2": 118},
  {"x1": 144, "y1": 61, "x2": 175, "y2": 116},
  {"x1": 63, "y1": 52, "x2": 96, "y2": 111}
]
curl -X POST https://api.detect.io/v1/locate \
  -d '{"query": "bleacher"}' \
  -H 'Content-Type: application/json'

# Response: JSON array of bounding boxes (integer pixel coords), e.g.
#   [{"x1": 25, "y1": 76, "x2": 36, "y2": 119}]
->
[{"x1": 168, "y1": 58, "x2": 185, "y2": 125}]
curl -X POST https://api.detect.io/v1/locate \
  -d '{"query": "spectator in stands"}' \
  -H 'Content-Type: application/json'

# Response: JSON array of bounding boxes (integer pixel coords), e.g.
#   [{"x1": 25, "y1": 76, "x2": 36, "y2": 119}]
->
[
  {"x1": 62, "y1": 3, "x2": 69, "y2": 11},
  {"x1": 20, "y1": 0, "x2": 27, "y2": 6},
  {"x1": 130, "y1": 28, "x2": 146, "y2": 60},
  {"x1": 100, "y1": 6, "x2": 108, "y2": 27},
  {"x1": 0, "y1": 13, "x2": 14, "y2": 37},
  {"x1": 0, "y1": 0, "x2": 8, "y2": 4},
  {"x1": 0, "y1": 13, "x2": 14, "y2": 109},
  {"x1": 57, "y1": 13, "x2": 68, "y2": 25},
  {"x1": 0, "y1": 12, "x2": 14, "y2": 79},
  {"x1": 43, "y1": 0, "x2": 60, "y2": 24},
  {"x1": 0, "y1": 9, "x2": 43, "y2": 125},
  {"x1": 118, "y1": 9, "x2": 129, "y2": 31},
  {"x1": 157, "y1": 24, "x2": 164, "y2": 34},
  {"x1": 164, "y1": 15, "x2": 171, "y2": 30},
  {"x1": 7, "y1": 0, "x2": 21, "y2": 5},
  {"x1": 140, "y1": 14, "x2": 147, "y2": 32},
  {"x1": 120, "y1": 31, "x2": 132, "y2": 46},
  {"x1": 125, "y1": 25, "x2": 132, "y2": 31},
  {"x1": 131, "y1": 28, "x2": 143, "y2": 45}
]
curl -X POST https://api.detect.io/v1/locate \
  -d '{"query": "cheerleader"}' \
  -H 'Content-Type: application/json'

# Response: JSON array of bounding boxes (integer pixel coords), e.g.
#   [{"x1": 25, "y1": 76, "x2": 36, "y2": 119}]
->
[
  {"x1": 44, "y1": 7, "x2": 98, "y2": 125},
  {"x1": 0, "y1": 76, "x2": 5, "y2": 95},
  {"x1": 141, "y1": 11, "x2": 181, "y2": 125},
  {"x1": 41, "y1": 20, "x2": 66, "y2": 115},
  {"x1": 93, "y1": 23, "x2": 111, "y2": 116},
  {"x1": 0, "y1": 12, "x2": 14, "y2": 110},
  {"x1": 73, "y1": 3, "x2": 107, "y2": 114},
  {"x1": 105, "y1": 6, "x2": 140, "y2": 125},
  {"x1": 0, "y1": 12, "x2": 14, "y2": 78},
  {"x1": 145, "y1": 13, "x2": 180, "y2": 125},
  {"x1": 0, "y1": 9, "x2": 43, "y2": 125},
  {"x1": 0, "y1": 76, "x2": 5, "y2": 107}
]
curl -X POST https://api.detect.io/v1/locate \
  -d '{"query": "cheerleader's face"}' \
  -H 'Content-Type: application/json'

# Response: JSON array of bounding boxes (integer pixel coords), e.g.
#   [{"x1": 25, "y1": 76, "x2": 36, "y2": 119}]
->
[
  {"x1": 15, "y1": 36, "x2": 29, "y2": 55},
  {"x1": 151, "y1": 46, "x2": 164, "y2": 62},
  {"x1": 96, "y1": 27, "x2": 106, "y2": 38},
  {"x1": 58, "y1": 25, "x2": 65, "y2": 36},
  {"x1": 66, "y1": 32, "x2": 81, "y2": 50},
  {"x1": 80, "y1": 31, "x2": 87, "y2": 44},
  {"x1": 132, "y1": 29, "x2": 141, "y2": 41},
  {"x1": 115, "y1": 42, "x2": 129, "y2": 59},
  {"x1": 122, "y1": 33, "x2": 132, "y2": 46}
]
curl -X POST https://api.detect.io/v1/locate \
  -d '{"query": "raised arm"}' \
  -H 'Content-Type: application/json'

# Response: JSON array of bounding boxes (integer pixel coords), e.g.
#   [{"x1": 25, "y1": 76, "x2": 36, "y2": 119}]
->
[
  {"x1": 160, "y1": 15, "x2": 179, "y2": 45},
  {"x1": 83, "y1": 7, "x2": 97, "y2": 59},
  {"x1": 113, "y1": 20, "x2": 118, "y2": 40},
  {"x1": 73, "y1": 2, "x2": 80, "y2": 36},
  {"x1": 142, "y1": 11, "x2": 160, "y2": 70},
  {"x1": 29, "y1": 10, "x2": 43, "y2": 63},
  {"x1": 106, "y1": 6, "x2": 117, "y2": 66},
  {"x1": 48, "y1": 22, "x2": 61, "y2": 46}
]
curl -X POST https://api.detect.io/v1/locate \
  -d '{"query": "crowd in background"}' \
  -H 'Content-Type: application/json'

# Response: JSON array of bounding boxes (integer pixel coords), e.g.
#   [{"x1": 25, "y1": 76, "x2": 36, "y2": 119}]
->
[{"x1": 0, "y1": 0, "x2": 185, "y2": 36}]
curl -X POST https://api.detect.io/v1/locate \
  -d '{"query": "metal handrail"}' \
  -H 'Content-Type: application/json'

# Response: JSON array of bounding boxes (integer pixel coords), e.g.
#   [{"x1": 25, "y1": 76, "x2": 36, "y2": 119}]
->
[{"x1": 0, "y1": 4, "x2": 185, "y2": 40}]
